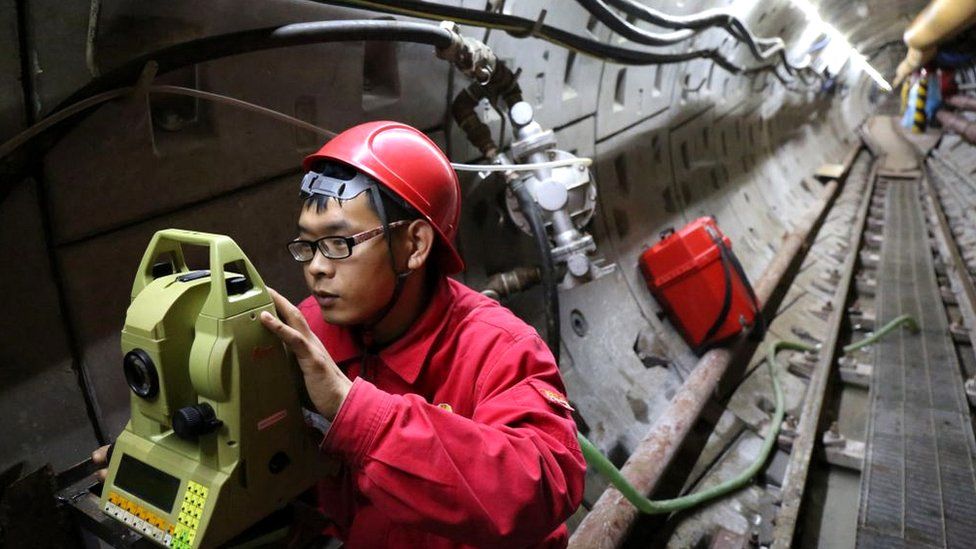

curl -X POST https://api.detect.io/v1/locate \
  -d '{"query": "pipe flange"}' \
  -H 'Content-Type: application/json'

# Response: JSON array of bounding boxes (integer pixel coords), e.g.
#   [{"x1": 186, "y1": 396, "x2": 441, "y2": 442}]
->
[
  {"x1": 511, "y1": 129, "x2": 557, "y2": 161},
  {"x1": 551, "y1": 234, "x2": 596, "y2": 262}
]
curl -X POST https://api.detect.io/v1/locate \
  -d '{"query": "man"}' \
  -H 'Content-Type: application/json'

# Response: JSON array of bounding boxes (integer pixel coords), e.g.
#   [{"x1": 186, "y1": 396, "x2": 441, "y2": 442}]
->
[{"x1": 96, "y1": 121, "x2": 585, "y2": 547}]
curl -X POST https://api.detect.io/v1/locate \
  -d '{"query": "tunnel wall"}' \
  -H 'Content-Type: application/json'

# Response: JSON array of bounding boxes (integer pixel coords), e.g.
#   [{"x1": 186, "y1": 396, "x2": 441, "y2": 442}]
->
[{"x1": 0, "y1": 0, "x2": 896, "y2": 477}]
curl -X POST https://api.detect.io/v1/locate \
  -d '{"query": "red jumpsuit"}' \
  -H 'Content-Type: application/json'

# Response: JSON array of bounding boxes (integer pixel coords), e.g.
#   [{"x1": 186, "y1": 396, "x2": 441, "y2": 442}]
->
[{"x1": 298, "y1": 277, "x2": 585, "y2": 547}]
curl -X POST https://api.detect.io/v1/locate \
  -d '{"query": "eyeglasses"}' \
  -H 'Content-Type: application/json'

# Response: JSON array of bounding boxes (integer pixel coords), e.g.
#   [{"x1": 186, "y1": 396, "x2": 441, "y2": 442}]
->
[{"x1": 287, "y1": 220, "x2": 410, "y2": 262}]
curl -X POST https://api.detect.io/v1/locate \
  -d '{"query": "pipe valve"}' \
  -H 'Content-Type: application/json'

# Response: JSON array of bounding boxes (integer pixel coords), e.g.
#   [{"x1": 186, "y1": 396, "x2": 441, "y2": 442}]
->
[
  {"x1": 503, "y1": 102, "x2": 613, "y2": 285},
  {"x1": 435, "y1": 21, "x2": 497, "y2": 83}
]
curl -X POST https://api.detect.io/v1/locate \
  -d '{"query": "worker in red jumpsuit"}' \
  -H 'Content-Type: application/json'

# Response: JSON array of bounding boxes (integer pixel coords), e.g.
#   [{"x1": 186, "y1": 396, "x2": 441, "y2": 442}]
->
[
  {"x1": 255, "y1": 121, "x2": 584, "y2": 547},
  {"x1": 93, "y1": 120, "x2": 584, "y2": 546}
]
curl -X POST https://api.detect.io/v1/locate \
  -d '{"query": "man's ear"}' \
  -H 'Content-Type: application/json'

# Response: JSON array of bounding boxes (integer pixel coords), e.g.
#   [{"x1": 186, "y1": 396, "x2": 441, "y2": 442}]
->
[{"x1": 404, "y1": 219, "x2": 435, "y2": 271}]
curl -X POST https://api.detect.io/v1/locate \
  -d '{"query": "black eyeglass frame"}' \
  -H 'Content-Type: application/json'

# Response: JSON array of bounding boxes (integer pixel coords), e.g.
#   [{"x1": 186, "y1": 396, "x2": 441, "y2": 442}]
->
[{"x1": 287, "y1": 220, "x2": 411, "y2": 262}]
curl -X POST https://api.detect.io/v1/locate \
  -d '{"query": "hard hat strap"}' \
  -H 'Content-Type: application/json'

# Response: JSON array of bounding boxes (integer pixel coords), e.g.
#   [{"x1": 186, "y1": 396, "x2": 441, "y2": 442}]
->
[{"x1": 359, "y1": 184, "x2": 413, "y2": 332}]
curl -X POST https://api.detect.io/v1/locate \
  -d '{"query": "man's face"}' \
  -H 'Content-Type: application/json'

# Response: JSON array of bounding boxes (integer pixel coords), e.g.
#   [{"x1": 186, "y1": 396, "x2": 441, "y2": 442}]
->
[{"x1": 296, "y1": 193, "x2": 398, "y2": 325}]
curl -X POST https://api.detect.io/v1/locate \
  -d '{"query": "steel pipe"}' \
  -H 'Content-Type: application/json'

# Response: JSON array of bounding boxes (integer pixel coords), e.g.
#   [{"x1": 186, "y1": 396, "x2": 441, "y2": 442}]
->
[
  {"x1": 936, "y1": 108, "x2": 976, "y2": 144},
  {"x1": 946, "y1": 94, "x2": 976, "y2": 111},
  {"x1": 569, "y1": 178, "x2": 842, "y2": 549}
]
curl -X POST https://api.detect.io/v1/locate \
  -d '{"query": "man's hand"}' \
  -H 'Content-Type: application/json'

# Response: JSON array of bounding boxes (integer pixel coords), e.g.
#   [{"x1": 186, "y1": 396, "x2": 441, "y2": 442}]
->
[
  {"x1": 260, "y1": 288, "x2": 352, "y2": 420},
  {"x1": 92, "y1": 444, "x2": 111, "y2": 481}
]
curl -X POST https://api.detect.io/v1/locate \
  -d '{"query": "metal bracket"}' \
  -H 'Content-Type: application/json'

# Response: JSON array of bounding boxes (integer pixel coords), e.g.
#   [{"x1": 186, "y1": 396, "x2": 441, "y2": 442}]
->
[
  {"x1": 822, "y1": 424, "x2": 865, "y2": 471},
  {"x1": 786, "y1": 352, "x2": 818, "y2": 379},
  {"x1": 965, "y1": 377, "x2": 976, "y2": 409},
  {"x1": 838, "y1": 356, "x2": 872, "y2": 388}
]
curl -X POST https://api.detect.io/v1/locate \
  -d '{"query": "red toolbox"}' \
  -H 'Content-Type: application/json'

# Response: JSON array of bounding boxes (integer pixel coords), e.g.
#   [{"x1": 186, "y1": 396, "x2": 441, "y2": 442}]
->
[{"x1": 639, "y1": 217, "x2": 762, "y2": 350}]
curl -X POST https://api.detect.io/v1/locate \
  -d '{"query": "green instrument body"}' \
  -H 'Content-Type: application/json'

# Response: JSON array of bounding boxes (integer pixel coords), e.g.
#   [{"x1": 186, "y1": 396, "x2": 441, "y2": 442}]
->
[{"x1": 99, "y1": 229, "x2": 319, "y2": 548}]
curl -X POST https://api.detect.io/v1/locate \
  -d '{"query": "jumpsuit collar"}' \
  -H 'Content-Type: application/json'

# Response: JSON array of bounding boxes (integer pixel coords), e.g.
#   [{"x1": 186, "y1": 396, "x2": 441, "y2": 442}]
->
[{"x1": 329, "y1": 276, "x2": 453, "y2": 385}]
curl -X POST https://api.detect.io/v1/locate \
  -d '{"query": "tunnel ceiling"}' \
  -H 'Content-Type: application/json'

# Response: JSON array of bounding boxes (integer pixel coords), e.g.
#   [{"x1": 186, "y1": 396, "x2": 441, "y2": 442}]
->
[{"x1": 825, "y1": 0, "x2": 920, "y2": 49}]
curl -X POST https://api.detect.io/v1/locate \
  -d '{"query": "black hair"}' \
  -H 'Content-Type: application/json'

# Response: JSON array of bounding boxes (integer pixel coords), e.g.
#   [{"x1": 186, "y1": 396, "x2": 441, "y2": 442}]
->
[{"x1": 302, "y1": 160, "x2": 420, "y2": 223}]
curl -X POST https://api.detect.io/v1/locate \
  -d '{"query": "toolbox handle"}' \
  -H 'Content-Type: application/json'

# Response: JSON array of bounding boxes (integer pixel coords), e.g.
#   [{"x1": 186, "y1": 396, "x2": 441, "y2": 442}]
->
[
  {"x1": 697, "y1": 227, "x2": 766, "y2": 353},
  {"x1": 131, "y1": 229, "x2": 270, "y2": 319}
]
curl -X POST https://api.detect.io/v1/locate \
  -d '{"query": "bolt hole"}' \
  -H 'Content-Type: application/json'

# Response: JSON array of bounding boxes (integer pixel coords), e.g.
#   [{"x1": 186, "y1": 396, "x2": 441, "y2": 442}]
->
[{"x1": 570, "y1": 309, "x2": 588, "y2": 337}]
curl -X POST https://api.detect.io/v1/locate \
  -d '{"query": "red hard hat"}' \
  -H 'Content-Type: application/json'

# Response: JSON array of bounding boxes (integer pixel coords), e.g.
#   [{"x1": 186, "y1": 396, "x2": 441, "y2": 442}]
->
[{"x1": 303, "y1": 121, "x2": 464, "y2": 274}]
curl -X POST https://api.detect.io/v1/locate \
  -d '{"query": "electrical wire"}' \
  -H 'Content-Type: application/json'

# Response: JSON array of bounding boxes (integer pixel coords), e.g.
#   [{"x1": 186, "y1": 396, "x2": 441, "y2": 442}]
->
[
  {"x1": 53, "y1": 20, "x2": 456, "y2": 115},
  {"x1": 604, "y1": 0, "x2": 819, "y2": 80},
  {"x1": 511, "y1": 178, "x2": 561, "y2": 364},
  {"x1": 0, "y1": 82, "x2": 594, "y2": 178},
  {"x1": 313, "y1": 0, "x2": 749, "y2": 69},
  {"x1": 0, "y1": 15, "x2": 786, "y2": 186},
  {"x1": 605, "y1": 0, "x2": 784, "y2": 58},
  {"x1": 0, "y1": 87, "x2": 130, "y2": 162},
  {"x1": 0, "y1": 20, "x2": 455, "y2": 187},
  {"x1": 1, "y1": 9, "x2": 824, "y2": 179},
  {"x1": 574, "y1": 0, "x2": 699, "y2": 47},
  {"x1": 0, "y1": 85, "x2": 336, "y2": 163},
  {"x1": 319, "y1": 0, "x2": 821, "y2": 86},
  {"x1": 580, "y1": 315, "x2": 918, "y2": 514},
  {"x1": 572, "y1": 0, "x2": 755, "y2": 78},
  {"x1": 452, "y1": 157, "x2": 592, "y2": 172}
]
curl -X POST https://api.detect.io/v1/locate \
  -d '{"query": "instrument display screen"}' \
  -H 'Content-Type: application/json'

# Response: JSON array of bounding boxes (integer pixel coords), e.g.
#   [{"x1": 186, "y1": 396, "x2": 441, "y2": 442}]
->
[{"x1": 114, "y1": 454, "x2": 181, "y2": 513}]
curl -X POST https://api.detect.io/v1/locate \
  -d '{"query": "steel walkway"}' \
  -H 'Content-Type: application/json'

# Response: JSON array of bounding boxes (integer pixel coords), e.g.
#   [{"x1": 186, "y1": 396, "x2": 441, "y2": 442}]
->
[{"x1": 856, "y1": 176, "x2": 976, "y2": 548}]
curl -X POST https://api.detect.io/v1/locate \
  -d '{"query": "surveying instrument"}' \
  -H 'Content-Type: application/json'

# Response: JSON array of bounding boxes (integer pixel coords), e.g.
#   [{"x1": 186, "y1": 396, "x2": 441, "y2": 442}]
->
[{"x1": 99, "y1": 229, "x2": 320, "y2": 548}]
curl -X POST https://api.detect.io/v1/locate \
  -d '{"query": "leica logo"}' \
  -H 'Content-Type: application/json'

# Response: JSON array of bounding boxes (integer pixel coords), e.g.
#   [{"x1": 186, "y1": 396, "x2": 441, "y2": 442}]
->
[{"x1": 251, "y1": 344, "x2": 276, "y2": 360}]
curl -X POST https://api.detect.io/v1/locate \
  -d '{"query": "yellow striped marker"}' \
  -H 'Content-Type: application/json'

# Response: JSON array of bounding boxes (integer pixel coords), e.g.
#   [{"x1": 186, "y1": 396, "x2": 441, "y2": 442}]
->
[{"x1": 913, "y1": 74, "x2": 927, "y2": 133}]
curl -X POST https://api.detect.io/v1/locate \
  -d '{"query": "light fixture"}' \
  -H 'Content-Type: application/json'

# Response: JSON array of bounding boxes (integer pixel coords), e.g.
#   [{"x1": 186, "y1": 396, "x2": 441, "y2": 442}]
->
[{"x1": 789, "y1": 0, "x2": 893, "y2": 91}]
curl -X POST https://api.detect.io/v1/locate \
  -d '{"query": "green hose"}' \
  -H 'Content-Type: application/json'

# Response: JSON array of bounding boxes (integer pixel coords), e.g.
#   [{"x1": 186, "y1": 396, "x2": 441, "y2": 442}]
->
[
  {"x1": 579, "y1": 315, "x2": 919, "y2": 514},
  {"x1": 842, "y1": 313, "x2": 919, "y2": 353}
]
